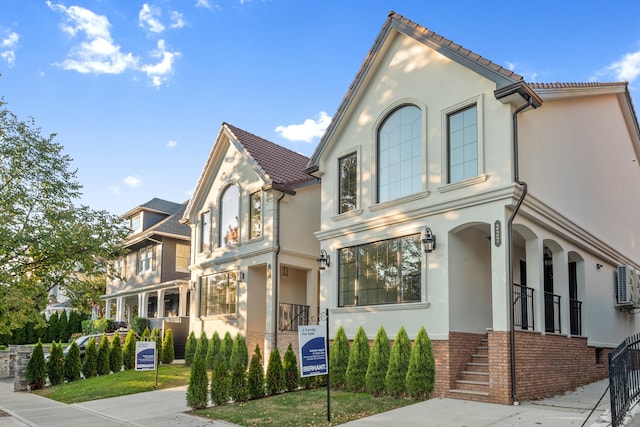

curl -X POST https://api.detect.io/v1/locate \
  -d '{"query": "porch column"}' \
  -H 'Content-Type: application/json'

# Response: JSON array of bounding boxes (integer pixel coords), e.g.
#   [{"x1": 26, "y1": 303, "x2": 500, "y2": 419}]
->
[
  {"x1": 157, "y1": 289, "x2": 166, "y2": 318},
  {"x1": 178, "y1": 283, "x2": 189, "y2": 317},
  {"x1": 115, "y1": 296, "x2": 125, "y2": 322},
  {"x1": 526, "y1": 239, "x2": 544, "y2": 333},
  {"x1": 138, "y1": 292, "x2": 148, "y2": 318},
  {"x1": 105, "y1": 299, "x2": 113, "y2": 320},
  {"x1": 264, "y1": 263, "x2": 276, "y2": 355},
  {"x1": 491, "y1": 222, "x2": 510, "y2": 331},
  {"x1": 553, "y1": 250, "x2": 570, "y2": 335}
]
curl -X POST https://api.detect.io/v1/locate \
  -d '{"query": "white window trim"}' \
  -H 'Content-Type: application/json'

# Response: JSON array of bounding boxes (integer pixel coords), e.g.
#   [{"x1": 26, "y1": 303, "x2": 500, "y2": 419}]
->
[
  {"x1": 199, "y1": 209, "x2": 212, "y2": 254},
  {"x1": 248, "y1": 190, "x2": 263, "y2": 241},
  {"x1": 332, "y1": 145, "x2": 362, "y2": 220}
]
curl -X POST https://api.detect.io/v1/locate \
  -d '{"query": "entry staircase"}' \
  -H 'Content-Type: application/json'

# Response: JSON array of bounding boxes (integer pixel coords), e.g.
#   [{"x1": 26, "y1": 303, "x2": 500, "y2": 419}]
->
[{"x1": 449, "y1": 334, "x2": 491, "y2": 401}]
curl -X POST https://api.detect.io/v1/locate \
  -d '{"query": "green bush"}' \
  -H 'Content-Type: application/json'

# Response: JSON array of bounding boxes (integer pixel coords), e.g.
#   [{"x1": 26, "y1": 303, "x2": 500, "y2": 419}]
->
[
  {"x1": 185, "y1": 331, "x2": 197, "y2": 367},
  {"x1": 283, "y1": 344, "x2": 299, "y2": 392},
  {"x1": 141, "y1": 327, "x2": 150, "y2": 342},
  {"x1": 230, "y1": 333, "x2": 248, "y2": 371},
  {"x1": 82, "y1": 337, "x2": 98, "y2": 378},
  {"x1": 81, "y1": 319, "x2": 115, "y2": 335},
  {"x1": 210, "y1": 358, "x2": 229, "y2": 405},
  {"x1": 58, "y1": 311, "x2": 70, "y2": 343},
  {"x1": 195, "y1": 331, "x2": 208, "y2": 362},
  {"x1": 266, "y1": 348, "x2": 284, "y2": 396},
  {"x1": 47, "y1": 341, "x2": 65, "y2": 386},
  {"x1": 406, "y1": 326, "x2": 435, "y2": 398},
  {"x1": 109, "y1": 333, "x2": 123, "y2": 373},
  {"x1": 96, "y1": 332, "x2": 111, "y2": 375},
  {"x1": 162, "y1": 329, "x2": 175, "y2": 364},
  {"x1": 346, "y1": 326, "x2": 370, "y2": 392},
  {"x1": 247, "y1": 345, "x2": 265, "y2": 399},
  {"x1": 186, "y1": 357, "x2": 209, "y2": 410},
  {"x1": 122, "y1": 329, "x2": 136, "y2": 370},
  {"x1": 366, "y1": 326, "x2": 391, "y2": 396},
  {"x1": 68, "y1": 311, "x2": 83, "y2": 338},
  {"x1": 64, "y1": 341, "x2": 81, "y2": 382},
  {"x1": 220, "y1": 332, "x2": 233, "y2": 370},
  {"x1": 206, "y1": 331, "x2": 221, "y2": 370},
  {"x1": 25, "y1": 341, "x2": 46, "y2": 390},
  {"x1": 329, "y1": 326, "x2": 349, "y2": 390},
  {"x1": 386, "y1": 326, "x2": 411, "y2": 396},
  {"x1": 48, "y1": 313, "x2": 60, "y2": 343},
  {"x1": 229, "y1": 356, "x2": 248, "y2": 403},
  {"x1": 130, "y1": 317, "x2": 148, "y2": 337},
  {"x1": 150, "y1": 328, "x2": 163, "y2": 364}
]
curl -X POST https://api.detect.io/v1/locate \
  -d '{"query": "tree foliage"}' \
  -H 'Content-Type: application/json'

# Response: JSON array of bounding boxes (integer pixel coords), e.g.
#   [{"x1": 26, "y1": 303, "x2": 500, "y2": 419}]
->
[
  {"x1": 96, "y1": 332, "x2": 110, "y2": 375},
  {"x1": 405, "y1": 326, "x2": 435, "y2": 398},
  {"x1": 266, "y1": 348, "x2": 284, "y2": 396},
  {"x1": 162, "y1": 328, "x2": 175, "y2": 365},
  {"x1": 122, "y1": 329, "x2": 136, "y2": 370},
  {"x1": 329, "y1": 326, "x2": 349, "y2": 390},
  {"x1": 210, "y1": 358, "x2": 229, "y2": 406},
  {"x1": 25, "y1": 341, "x2": 46, "y2": 390},
  {"x1": 220, "y1": 332, "x2": 233, "y2": 371},
  {"x1": 64, "y1": 341, "x2": 81, "y2": 382},
  {"x1": 47, "y1": 341, "x2": 65, "y2": 386},
  {"x1": 186, "y1": 357, "x2": 209, "y2": 410},
  {"x1": 230, "y1": 333, "x2": 248, "y2": 371},
  {"x1": 206, "y1": 331, "x2": 220, "y2": 370},
  {"x1": 184, "y1": 331, "x2": 197, "y2": 367},
  {"x1": 366, "y1": 326, "x2": 391, "y2": 396},
  {"x1": 247, "y1": 345, "x2": 265, "y2": 400},
  {"x1": 346, "y1": 326, "x2": 370, "y2": 392},
  {"x1": 0, "y1": 100, "x2": 129, "y2": 334},
  {"x1": 82, "y1": 337, "x2": 98, "y2": 378},
  {"x1": 282, "y1": 344, "x2": 299, "y2": 392},
  {"x1": 109, "y1": 332, "x2": 123, "y2": 373},
  {"x1": 195, "y1": 331, "x2": 208, "y2": 362},
  {"x1": 386, "y1": 327, "x2": 411, "y2": 396}
]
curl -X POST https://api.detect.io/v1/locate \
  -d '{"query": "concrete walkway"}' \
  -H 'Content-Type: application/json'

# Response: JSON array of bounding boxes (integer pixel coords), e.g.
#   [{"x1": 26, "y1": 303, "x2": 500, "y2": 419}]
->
[{"x1": 0, "y1": 377, "x2": 616, "y2": 427}]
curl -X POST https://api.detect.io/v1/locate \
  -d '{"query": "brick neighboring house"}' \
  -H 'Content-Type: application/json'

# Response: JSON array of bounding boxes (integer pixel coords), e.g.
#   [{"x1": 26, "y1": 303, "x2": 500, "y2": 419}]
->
[
  {"x1": 305, "y1": 12, "x2": 640, "y2": 404},
  {"x1": 103, "y1": 198, "x2": 191, "y2": 356},
  {"x1": 181, "y1": 123, "x2": 320, "y2": 358}
]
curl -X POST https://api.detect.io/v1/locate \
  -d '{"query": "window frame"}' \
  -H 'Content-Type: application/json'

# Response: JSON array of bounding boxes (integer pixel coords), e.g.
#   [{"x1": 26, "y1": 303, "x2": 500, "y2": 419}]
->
[
  {"x1": 137, "y1": 246, "x2": 154, "y2": 275},
  {"x1": 175, "y1": 243, "x2": 190, "y2": 272},
  {"x1": 220, "y1": 185, "x2": 240, "y2": 248},
  {"x1": 199, "y1": 270, "x2": 238, "y2": 317},
  {"x1": 338, "y1": 151, "x2": 358, "y2": 215},
  {"x1": 249, "y1": 191, "x2": 262, "y2": 240},
  {"x1": 200, "y1": 210, "x2": 211, "y2": 253},
  {"x1": 130, "y1": 213, "x2": 142, "y2": 234}
]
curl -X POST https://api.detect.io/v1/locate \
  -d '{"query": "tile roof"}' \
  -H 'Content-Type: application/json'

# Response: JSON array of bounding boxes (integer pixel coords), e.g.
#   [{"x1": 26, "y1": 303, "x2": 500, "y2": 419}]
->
[
  {"x1": 529, "y1": 82, "x2": 628, "y2": 90},
  {"x1": 224, "y1": 122, "x2": 315, "y2": 187}
]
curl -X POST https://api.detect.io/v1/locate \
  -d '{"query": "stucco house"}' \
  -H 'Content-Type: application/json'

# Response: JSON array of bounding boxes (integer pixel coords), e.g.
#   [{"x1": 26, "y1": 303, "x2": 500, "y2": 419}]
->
[
  {"x1": 181, "y1": 123, "x2": 320, "y2": 357},
  {"x1": 305, "y1": 11, "x2": 640, "y2": 404},
  {"x1": 103, "y1": 198, "x2": 191, "y2": 354}
]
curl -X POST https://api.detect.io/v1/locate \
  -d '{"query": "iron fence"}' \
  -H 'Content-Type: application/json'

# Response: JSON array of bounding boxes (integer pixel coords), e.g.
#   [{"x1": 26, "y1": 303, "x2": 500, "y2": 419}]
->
[
  {"x1": 279, "y1": 302, "x2": 310, "y2": 332},
  {"x1": 609, "y1": 332, "x2": 640, "y2": 426},
  {"x1": 512, "y1": 284, "x2": 534, "y2": 331}
]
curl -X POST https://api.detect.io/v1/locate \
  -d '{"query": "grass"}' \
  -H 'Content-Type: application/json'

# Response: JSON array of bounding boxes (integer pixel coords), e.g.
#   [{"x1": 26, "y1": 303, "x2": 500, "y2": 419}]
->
[
  {"x1": 34, "y1": 364, "x2": 191, "y2": 404},
  {"x1": 194, "y1": 388, "x2": 420, "y2": 426}
]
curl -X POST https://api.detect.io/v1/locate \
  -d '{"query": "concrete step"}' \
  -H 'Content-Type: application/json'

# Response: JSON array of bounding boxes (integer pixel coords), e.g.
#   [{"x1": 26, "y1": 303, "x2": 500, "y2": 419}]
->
[
  {"x1": 449, "y1": 388, "x2": 490, "y2": 397},
  {"x1": 454, "y1": 379, "x2": 490, "y2": 392},
  {"x1": 460, "y1": 371, "x2": 489, "y2": 382}
]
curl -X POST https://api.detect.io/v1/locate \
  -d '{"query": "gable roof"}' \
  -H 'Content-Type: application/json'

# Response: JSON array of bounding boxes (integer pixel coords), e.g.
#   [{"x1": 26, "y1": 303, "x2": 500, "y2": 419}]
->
[
  {"x1": 126, "y1": 201, "x2": 190, "y2": 246},
  {"x1": 121, "y1": 197, "x2": 184, "y2": 218}
]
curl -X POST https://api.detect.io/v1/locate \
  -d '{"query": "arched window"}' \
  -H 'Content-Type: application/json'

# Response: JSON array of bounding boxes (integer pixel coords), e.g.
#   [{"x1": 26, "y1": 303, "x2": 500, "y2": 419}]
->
[
  {"x1": 377, "y1": 105, "x2": 422, "y2": 203},
  {"x1": 220, "y1": 185, "x2": 239, "y2": 247}
]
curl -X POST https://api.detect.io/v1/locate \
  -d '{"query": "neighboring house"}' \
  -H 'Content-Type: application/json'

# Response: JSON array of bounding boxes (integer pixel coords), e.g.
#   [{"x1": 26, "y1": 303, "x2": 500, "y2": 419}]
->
[
  {"x1": 305, "y1": 12, "x2": 640, "y2": 404},
  {"x1": 43, "y1": 284, "x2": 74, "y2": 320},
  {"x1": 181, "y1": 123, "x2": 320, "y2": 358},
  {"x1": 103, "y1": 198, "x2": 191, "y2": 354}
]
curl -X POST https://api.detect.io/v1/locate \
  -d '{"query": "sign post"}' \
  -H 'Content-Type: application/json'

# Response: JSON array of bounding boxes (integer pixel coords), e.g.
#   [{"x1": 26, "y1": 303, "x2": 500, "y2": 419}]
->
[{"x1": 298, "y1": 309, "x2": 330, "y2": 422}]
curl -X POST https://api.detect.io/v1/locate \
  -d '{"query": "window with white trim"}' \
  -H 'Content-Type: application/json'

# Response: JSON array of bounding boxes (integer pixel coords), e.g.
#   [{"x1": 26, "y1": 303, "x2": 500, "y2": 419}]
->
[
  {"x1": 176, "y1": 244, "x2": 190, "y2": 272},
  {"x1": 137, "y1": 246, "x2": 154, "y2": 274},
  {"x1": 339, "y1": 152, "x2": 357, "y2": 214},
  {"x1": 447, "y1": 104, "x2": 478, "y2": 183},
  {"x1": 249, "y1": 191, "x2": 262, "y2": 239},
  {"x1": 199, "y1": 271, "x2": 238, "y2": 316},
  {"x1": 200, "y1": 211, "x2": 211, "y2": 252},
  {"x1": 220, "y1": 185, "x2": 239, "y2": 247},
  {"x1": 130, "y1": 213, "x2": 142, "y2": 234}
]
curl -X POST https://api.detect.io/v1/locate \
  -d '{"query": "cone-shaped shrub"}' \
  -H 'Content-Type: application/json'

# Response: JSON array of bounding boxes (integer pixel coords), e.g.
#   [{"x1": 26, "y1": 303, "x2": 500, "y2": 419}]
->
[
  {"x1": 220, "y1": 332, "x2": 233, "y2": 370},
  {"x1": 47, "y1": 341, "x2": 65, "y2": 386},
  {"x1": 385, "y1": 326, "x2": 411, "y2": 396},
  {"x1": 195, "y1": 331, "x2": 208, "y2": 364},
  {"x1": 366, "y1": 327, "x2": 391, "y2": 396},
  {"x1": 64, "y1": 341, "x2": 81, "y2": 382},
  {"x1": 406, "y1": 326, "x2": 435, "y2": 398},
  {"x1": 266, "y1": 348, "x2": 284, "y2": 395},
  {"x1": 110, "y1": 333, "x2": 123, "y2": 373},
  {"x1": 210, "y1": 358, "x2": 229, "y2": 405},
  {"x1": 247, "y1": 345, "x2": 265, "y2": 399},
  {"x1": 26, "y1": 341, "x2": 46, "y2": 390},
  {"x1": 141, "y1": 327, "x2": 150, "y2": 342},
  {"x1": 48, "y1": 312, "x2": 59, "y2": 343},
  {"x1": 283, "y1": 344, "x2": 299, "y2": 392},
  {"x1": 186, "y1": 357, "x2": 209, "y2": 410},
  {"x1": 123, "y1": 329, "x2": 136, "y2": 370},
  {"x1": 59, "y1": 310, "x2": 70, "y2": 343},
  {"x1": 229, "y1": 356, "x2": 249, "y2": 402},
  {"x1": 96, "y1": 332, "x2": 111, "y2": 375},
  {"x1": 346, "y1": 326, "x2": 370, "y2": 392},
  {"x1": 329, "y1": 326, "x2": 349, "y2": 390},
  {"x1": 185, "y1": 331, "x2": 197, "y2": 367},
  {"x1": 162, "y1": 329, "x2": 175, "y2": 364},
  {"x1": 150, "y1": 328, "x2": 163, "y2": 365},
  {"x1": 82, "y1": 337, "x2": 98, "y2": 378},
  {"x1": 206, "y1": 332, "x2": 221, "y2": 370},
  {"x1": 230, "y1": 333, "x2": 248, "y2": 371}
]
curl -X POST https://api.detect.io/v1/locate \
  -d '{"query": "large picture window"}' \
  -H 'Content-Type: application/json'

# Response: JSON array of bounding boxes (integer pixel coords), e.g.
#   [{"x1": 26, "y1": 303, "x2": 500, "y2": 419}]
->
[
  {"x1": 377, "y1": 105, "x2": 422, "y2": 203},
  {"x1": 448, "y1": 105, "x2": 478, "y2": 183},
  {"x1": 220, "y1": 185, "x2": 239, "y2": 247},
  {"x1": 199, "y1": 271, "x2": 238, "y2": 316},
  {"x1": 249, "y1": 191, "x2": 262, "y2": 239},
  {"x1": 338, "y1": 234, "x2": 421, "y2": 307},
  {"x1": 339, "y1": 153, "x2": 357, "y2": 214}
]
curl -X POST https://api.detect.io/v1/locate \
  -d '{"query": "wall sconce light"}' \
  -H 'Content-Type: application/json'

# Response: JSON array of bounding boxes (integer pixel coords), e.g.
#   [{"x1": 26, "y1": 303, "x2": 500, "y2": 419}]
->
[
  {"x1": 422, "y1": 227, "x2": 436, "y2": 253},
  {"x1": 239, "y1": 271, "x2": 245, "y2": 281},
  {"x1": 596, "y1": 263, "x2": 603, "y2": 270},
  {"x1": 317, "y1": 249, "x2": 331, "y2": 270},
  {"x1": 188, "y1": 280, "x2": 196, "y2": 291},
  {"x1": 282, "y1": 266, "x2": 289, "y2": 278}
]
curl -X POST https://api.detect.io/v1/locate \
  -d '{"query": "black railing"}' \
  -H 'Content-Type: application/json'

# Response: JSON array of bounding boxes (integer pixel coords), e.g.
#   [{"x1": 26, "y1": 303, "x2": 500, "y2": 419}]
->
[
  {"x1": 544, "y1": 292, "x2": 561, "y2": 334},
  {"x1": 570, "y1": 298, "x2": 582, "y2": 336},
  {"x1": 609, "y1": 333, "x2": 640, "y2": 426},
  {"x1": 512, "y1": 284, "x2": 534, "y2": 331},
  {"x1": 279, "y1": 302, "x2": 310, "y2": 332}
]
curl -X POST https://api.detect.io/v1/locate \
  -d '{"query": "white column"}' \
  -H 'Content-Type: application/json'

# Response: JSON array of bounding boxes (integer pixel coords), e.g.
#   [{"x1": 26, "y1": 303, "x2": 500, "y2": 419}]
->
[
  {"x1": 138, "y1": 292, "x2": 148, "y2": 318},
  {"x1": 491, "y1": 222, "x2": 510, "y2": 331},
  {"x1": 115, "y1": 296, "x2": 125, "y2": 322},
  {"x1": 157, "y1": 289, "x2": 165, "y2": 318},
  {"x1": 179, "y1": 284, "x2": 189, "y2": 317},
  {"x1": 105, "y1": 299, "x2": 113, "y2": 320},
  {"x1": 526, "y1": 239, "x2": 544, "y2": 333},
  {"x1": 554, "y1": 250, "x2": 570, "y2": 335}
]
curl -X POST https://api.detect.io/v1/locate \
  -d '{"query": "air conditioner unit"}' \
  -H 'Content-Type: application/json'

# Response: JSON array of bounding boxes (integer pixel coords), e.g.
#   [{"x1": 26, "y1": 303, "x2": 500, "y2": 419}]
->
[{"x1": 617, "y1": 265, "x2": 635, "y2": 307}]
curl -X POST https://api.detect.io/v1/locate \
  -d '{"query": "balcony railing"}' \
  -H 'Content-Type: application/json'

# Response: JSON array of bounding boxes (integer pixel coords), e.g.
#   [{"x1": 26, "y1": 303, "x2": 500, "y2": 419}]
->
[
  {"x1": 609, "y1": 333, "x2": 640, "y2": 426},
  {"x1": 570, "y1": 298, "x2": 582, "y2": 336},
  {"x1": 279, "y1": 302, "x2": 310, "y2": 332},
  {"x1": 544, "y1": 292, "x2": 561, "y2": 334},
  {"x1": 512, "y1": 284, "x2": 534, "y2": 331}
]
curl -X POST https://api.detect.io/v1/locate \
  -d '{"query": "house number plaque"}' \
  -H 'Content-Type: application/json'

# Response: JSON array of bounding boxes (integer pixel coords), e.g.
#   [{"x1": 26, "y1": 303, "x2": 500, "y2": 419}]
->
[{"x1": 494, "y1": 220, "x2": 501, "y2": 247}]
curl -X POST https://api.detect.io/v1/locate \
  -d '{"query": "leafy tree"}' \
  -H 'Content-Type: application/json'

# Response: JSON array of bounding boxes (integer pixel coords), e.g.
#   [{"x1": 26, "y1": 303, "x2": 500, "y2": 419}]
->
[
  {"x1": 186, "y1": 357, "x2": 209, "y2": 410},
  {"x1": 283, "y1": 344, "x2": 299, "y2": 392},
  {"x1": 64, "y1": 341, "x2": 81, "y2": 382},
  {"x1": 195, "y1": 331, "x2": 208, "y2": 362},
  {"x1": 329, "y1": 326, "x2": 349, "y2": 390},
  {"x1": 206, "y1": 331, "x2": 221, "y2": 370},
  {"x1": 48, "y1": 312, "x2": 60, "y2": 344},
  {"x1": 47, "y1": 341, "x2": 65, "y2": 386},
  {"x1": 247, "y1": 345, "x2": 265, "y2": 399},
  {"x1": 266, "y1": 348, "x2": 284, "y2": 395},
  {"x1": 406, "y1": 326, "x2": 435, "y2": 398},
  {"x1": 220, "y1": 332, "x2": 233, "y2": 370},
  {"x1": 346, "y1": 326, "x2": 370, "y2": 392},
  {"x1": 109, "y1": 333, "x2": 123, "y2": 373},
  {"x1": 386, "y1": 327, "x2": 411, "y2": 396},
  {"x1": 161, "y1": 329, "x2": 175, "y2": 365},
  {"x1": 82, "y1": 337, "x2": 98, "y2": 378},
  {"x1": 58, "y1": 310, "x2": 69, "y2": 342},
  {"x1": 210, "y1": 358, "x2": 229, "y2": 405},
  {"x1": 130, "y1": 317, "x2": 148, "y2": 337},
  {"x1": 230, "y1": 333, "x2": 248, "y2": 371},
  {"x1": 25, "y1": 341, "x2": 46, "y2": 390},
  {"x1": 366, "y1": 326, "x2": 391, "y2": 396},
  {"x1": 67, "y1": 311, "x2": 83, "y2": 337},
  {"x1": 96, "y1": 332, "x2": 110, "y2": 375},
  {"x1": 229, "y1": 355, "x2": 248, "y2": 402},
  {"x1": 122, "y1": 329, "x2": 136, "y2": 370},
  {"x1": 184, "y1": 331, "x2": 197, "y2": 367},
  {"x1": 150, "y1": 328, "x2": 163, "y2": 365},
  {"x1": 0, "y1": 100, "x2": 129, "y2": 334}
]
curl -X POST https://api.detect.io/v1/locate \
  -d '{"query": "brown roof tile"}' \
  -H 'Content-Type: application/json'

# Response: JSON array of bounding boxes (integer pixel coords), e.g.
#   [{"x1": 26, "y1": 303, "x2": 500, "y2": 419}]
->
[{"x1": 529, "y1": 82, "x2": 628, "y2": 90}]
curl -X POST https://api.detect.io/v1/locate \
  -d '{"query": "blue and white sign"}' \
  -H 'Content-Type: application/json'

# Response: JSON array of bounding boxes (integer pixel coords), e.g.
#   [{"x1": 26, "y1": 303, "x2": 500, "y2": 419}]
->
[
  {"x1": 135, "y1": 341, "x2": 156, "y2": 371},
  {"x1": 298, "y1": 325, "x2": 327, "y2": 377}
]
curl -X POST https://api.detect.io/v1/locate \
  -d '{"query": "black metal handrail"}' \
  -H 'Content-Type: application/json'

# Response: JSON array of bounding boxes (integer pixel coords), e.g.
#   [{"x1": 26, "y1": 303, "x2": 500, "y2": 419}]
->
[
  {"x1": 279, "y1": 302, "x2": 310, "y2": 332},
  {"x1": 609, "y1": 332, "x2": 640, "y2": 426},
  {"x1": 569, "y1": 298, "x2": 582, "y2": 336},
  {"x1": 544, "y1": 291, "x2": 561, "y2": 334},
  {"x1": 512, "y1": 284, "x2": 534, "y2": 331}
]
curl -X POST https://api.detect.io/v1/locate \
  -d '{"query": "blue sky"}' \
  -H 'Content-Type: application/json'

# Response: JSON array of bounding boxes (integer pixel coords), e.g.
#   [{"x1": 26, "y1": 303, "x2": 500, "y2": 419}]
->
[{"x1": 2, "y1": 1, "x2": 640, "y2": 216}]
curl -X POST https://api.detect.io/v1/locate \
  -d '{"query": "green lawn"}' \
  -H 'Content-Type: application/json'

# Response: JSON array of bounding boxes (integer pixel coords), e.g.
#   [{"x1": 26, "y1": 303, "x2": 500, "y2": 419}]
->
[
  {"x1": 194, "y1": 388, "x2": 420, "y2": 427},
  {"x1": 34, "y1": 364, "x2": 191, "y2": 403}
]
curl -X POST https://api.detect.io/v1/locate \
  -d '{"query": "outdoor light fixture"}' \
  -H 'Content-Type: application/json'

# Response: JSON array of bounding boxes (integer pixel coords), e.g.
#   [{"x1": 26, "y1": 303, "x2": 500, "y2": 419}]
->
[
  {"x1": 282, "y1": 266, "x2": 289, "y2": 278},
  {"x1": 596, "y1": 263, "x2": 603, "y2": 270},
  {"x1": 317, "y1": 249, "x2": 331, "y2": 270},
  {"x1": 188, "y1": 280, "x2": 196, "y2": 291},
  {"x1": 422, "y1": 227, "x2": 436, "y2": 253}
]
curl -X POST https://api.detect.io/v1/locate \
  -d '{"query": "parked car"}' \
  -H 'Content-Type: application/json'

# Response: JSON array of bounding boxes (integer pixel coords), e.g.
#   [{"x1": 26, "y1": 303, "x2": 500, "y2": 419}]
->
[{"x1": 63, "y1": 334, "x2": 103, "y2": 361}]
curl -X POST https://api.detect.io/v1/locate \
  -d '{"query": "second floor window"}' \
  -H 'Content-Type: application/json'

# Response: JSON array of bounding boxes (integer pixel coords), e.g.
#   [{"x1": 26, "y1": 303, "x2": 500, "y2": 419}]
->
[
  {"x1": 113, "y1": 258, "x2": 126, "y2": 280},
  {"x1": 339, "y1": 153, "x2": 357, "y2": 214},
  {"x1": 448, "y1": 104, "x2": 478, "y2": 183},
  {"x1": 200, "y1": 211, "x2": 211, "y2": 252},
  {"x1": 220, "y1": 185, "x2": 239, "y2": 247},
  {"x1": 176, "y1": 244, "x2": 190, "y2": 272},
  {"x1": 130, "y1": 213, "x2": 142, "y2": 234},
  {"x1": 137, "y1": 246, "x2": 154, "y2": 274},
  {"x1": 249, "y1": 191, "x2": 262, "y2": 239}
]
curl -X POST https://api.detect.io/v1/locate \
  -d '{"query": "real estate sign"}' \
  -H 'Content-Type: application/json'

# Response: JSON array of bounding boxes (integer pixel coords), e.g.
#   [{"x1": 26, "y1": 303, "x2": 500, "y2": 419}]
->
[
  {"x1": 135, "y1": 341, "x2": 156, "y2": 371},
  {"x1": 298, "y1": 325, "x2": 327, "y2": 377}
]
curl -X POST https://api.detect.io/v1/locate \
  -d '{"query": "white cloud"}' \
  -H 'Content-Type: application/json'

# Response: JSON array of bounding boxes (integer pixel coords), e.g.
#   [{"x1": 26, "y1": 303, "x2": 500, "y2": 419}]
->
[
  {"x1": 108, "y1": 185, "x2": 121, "y2": 195},
  {"x1": 275, "y1": 111, "x2": 332, "y2": 143},
  {"x1": 123, "y1": 176, "x2": 142, "y2": 188},
  {"x1": 139, "y1": 4, "x2": 165, "y2": 34},
  {"x1": 607, "y1": 50, "x2": 640, "y2": 83},
  {"x1": 47, "y1": 2, "x2": 138, "y2": 74},
  {"x1": 196, "y1": 0, "x2": 213, "y2": 9},
  {"x1": 170, "y1": 11, "x2": 185, "y2": 29},
  {"x1": 166, "y1": 140, "x2": 177, "y2": 148},
  {"x1": 141, "y1": 39, "x2": 180, "y2": 88},
  {"x1": 1, "y1": 31, "x2": 19, "y2": 66}
]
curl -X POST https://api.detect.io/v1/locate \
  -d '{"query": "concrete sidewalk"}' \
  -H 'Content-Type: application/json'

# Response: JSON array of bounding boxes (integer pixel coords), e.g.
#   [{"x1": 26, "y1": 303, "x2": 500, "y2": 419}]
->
[{"x1": 0, "y1": 377, "x2": 617, "y2": 427}]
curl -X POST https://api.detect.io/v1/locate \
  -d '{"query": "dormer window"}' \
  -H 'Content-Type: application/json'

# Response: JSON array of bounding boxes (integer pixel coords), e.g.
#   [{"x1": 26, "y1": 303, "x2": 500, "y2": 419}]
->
[{"x1": 130, "y1": 213, "x2": 142, "y2": 234}]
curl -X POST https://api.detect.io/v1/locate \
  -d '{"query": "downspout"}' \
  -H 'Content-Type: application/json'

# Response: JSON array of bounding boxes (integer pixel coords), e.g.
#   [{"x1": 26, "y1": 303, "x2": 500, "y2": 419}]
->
[
  {"x1": 508, "y1": 96, "x2": 533, "y2": 405},
  {"x1": 273, "y1": 190, "x2": 286, "y2": 350}
]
